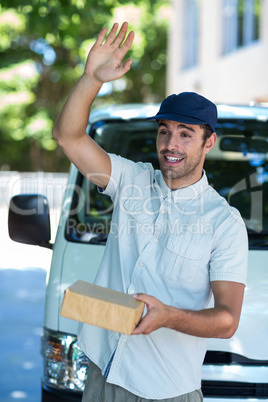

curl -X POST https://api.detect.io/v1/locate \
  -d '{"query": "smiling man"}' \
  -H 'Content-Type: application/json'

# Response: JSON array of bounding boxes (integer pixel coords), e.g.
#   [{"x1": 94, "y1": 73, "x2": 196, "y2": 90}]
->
[
  {"x1": 150, "y1": 92, "x2": 217, "y2": 190},
  {"x1": 157, "y1": 120, "x2": 214, "y2": 188},
  {"x1": 52, "y1": 22, "x2": 248, "y2": 402}
]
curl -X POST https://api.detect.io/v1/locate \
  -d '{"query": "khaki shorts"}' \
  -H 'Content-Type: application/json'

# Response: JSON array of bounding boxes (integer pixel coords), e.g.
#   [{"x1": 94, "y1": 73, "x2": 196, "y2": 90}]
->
[{"x1": 82, "y1": 362, "x2": 203, "y2": 402}]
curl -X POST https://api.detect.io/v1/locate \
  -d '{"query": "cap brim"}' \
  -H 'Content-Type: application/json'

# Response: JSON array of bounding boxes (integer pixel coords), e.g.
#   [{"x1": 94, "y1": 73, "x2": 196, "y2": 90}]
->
[
  {"x1": 147, "y1": 113, "x2": 215, "y2": 132},
  {"x1": 147, "y1": 113, "x2": 207, "y2": 126}
]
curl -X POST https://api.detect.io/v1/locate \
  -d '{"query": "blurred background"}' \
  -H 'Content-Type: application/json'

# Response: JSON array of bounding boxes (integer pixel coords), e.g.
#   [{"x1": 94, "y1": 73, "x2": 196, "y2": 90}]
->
[
  {"x1": 0, "y1": 0, "x2": 267, "y2": 400},
  {"x1": 0, "y1": 0, "x2": 169, "y2": 173}
]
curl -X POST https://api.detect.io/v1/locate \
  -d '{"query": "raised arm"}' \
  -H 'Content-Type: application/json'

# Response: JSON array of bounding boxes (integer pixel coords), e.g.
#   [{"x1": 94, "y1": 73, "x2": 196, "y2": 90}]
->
[{"x1": 52, "y1": 22, "x2": 134, "y2": 188}]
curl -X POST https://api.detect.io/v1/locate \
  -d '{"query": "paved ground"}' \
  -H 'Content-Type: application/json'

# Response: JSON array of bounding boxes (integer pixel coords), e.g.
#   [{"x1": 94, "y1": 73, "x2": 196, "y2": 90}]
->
[{"x1": 0, "y1": 206, "x2": 56, "y2": 401}]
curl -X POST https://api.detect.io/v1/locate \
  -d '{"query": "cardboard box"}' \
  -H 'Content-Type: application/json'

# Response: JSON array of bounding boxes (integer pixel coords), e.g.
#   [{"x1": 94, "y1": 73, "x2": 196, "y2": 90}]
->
[{"x1": 60, "y1": 280, "x2": 144, "y2": 335}]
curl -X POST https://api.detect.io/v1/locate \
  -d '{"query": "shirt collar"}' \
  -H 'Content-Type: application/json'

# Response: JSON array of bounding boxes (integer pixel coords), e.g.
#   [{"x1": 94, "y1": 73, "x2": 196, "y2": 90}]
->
[{"x1": 155, "y1": 170, "x2": 208, "y2": 203}]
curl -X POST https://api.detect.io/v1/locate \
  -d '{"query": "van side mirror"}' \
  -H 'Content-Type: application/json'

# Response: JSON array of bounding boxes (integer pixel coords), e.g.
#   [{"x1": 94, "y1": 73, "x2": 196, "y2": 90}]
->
[{"x1": 8, "y1": 194, "x2": 53, "y2": 249}]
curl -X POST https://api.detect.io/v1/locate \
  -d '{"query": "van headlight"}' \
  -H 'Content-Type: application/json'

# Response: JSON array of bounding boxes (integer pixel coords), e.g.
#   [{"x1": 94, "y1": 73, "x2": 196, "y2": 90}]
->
[{"x1": 41, "y1": 327, "x2": 90, "y2": 391}]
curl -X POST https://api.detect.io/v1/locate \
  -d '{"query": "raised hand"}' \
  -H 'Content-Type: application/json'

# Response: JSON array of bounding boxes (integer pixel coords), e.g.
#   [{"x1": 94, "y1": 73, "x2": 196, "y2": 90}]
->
[{"x1": 85, "y1": 22, "x2": 135, "y2": 84}]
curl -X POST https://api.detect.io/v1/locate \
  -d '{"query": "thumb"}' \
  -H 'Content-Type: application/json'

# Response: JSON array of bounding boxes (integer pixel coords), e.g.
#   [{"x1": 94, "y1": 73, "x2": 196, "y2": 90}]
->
[
  {"x1": 132, "y1": 293, "x2": 153, "y2": 305},
  {"x1": 122, "y1": 58, "x2": 133, "y2": 73}
]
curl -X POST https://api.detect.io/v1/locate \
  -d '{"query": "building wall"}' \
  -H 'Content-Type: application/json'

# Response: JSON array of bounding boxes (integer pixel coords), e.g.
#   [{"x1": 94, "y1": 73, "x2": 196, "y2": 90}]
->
[{"x1": 167, "y1": 0, "x2": 268, "y2": 104}]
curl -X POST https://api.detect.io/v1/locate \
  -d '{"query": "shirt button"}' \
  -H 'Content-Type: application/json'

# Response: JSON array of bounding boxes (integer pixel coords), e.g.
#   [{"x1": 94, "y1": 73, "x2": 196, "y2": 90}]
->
[
  {"x1": 154, "y1": 237, "x2": 159, "y2": 242},
  {"x1": 129, "y1": 289, "x2": 135, "y2": 294},
  {"x1": 180, "y1": 249, "x2": 185, "y2": 254},
  {"x1": 161, "y1": 209, "x2": 166, "y2": 214},
  {"x1": 138, "y1": 262, "x2": 144, "y2": 267}
]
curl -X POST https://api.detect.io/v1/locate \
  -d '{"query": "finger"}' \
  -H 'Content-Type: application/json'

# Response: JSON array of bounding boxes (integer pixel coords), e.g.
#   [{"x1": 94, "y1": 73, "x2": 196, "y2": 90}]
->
[
  {"x1": 105, "y1": 23, "x2": 120, "y2": 45},
  {"x1": 132, "y1": 293, "x2": 145, "y2": 300},
  {"x1": 132, "y1": 315, "x2": 154, "y2": 335},
  {"x1": 115, "y1": 31, "x2": 134, "y2": 65},
  {"x1": 113, "y1": 21, "x2": 129, "y2": 47},
  {"x1": 132, "y1": 293, "x2": 153, "y2": 305},
  {"x1": 132, "y1": 317, "x2": 146, "y2": 335},
  {"x1": 94, "y1": 27, "x2": 108, "y2": 47},
  {"x1": 121, "y1": 58, "x2": 133, "y2": 73},
  {"x1": 119, "y1": 30, "x2": 135, "y2": 56}
]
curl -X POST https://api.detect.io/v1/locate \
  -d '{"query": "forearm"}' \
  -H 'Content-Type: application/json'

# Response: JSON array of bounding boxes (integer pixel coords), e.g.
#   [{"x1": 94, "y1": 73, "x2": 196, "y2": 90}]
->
[
  {"x1": 53, "y1": 73, "x2": 102, "y2": 145},
  {"x1": 166, "y1": 305, "x2": 236, "y2": 339},
  {"x1": 132, "y1": 282, "x2": 245, "y2": 337},
  {"x1": 50, "y1": 23, "x2": 133, "y2": 186}
]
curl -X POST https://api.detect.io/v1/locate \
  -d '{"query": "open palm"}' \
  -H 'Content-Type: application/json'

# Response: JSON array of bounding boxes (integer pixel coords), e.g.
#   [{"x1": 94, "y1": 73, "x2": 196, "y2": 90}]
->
[{"x1": 85, "y1": 22, "x2": 135, "y2": 83}]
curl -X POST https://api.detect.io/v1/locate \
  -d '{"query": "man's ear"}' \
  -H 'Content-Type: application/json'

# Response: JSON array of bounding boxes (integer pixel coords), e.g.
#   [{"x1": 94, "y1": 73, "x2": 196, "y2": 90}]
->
[{"x1": 204, "y1": 132, "x2": 217, "y2": 155}]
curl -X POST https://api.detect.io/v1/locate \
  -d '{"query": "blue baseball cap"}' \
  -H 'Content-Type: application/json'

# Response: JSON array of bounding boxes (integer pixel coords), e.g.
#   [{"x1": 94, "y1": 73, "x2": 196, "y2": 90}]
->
[{"x1": 147, "y1": 92, "x2": 217, "y2": 132}]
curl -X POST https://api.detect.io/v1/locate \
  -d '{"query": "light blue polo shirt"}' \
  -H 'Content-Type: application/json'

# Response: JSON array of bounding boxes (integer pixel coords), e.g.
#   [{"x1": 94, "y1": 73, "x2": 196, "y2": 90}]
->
[{"x1": 78, "y1": 153, "x2": 248, "y2": 399}]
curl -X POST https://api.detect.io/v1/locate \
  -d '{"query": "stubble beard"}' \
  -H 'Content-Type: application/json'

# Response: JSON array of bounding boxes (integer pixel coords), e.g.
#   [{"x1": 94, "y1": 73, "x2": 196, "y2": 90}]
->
[{"x1": 158, "y1": 148, "x2": 205, "y2": 187}]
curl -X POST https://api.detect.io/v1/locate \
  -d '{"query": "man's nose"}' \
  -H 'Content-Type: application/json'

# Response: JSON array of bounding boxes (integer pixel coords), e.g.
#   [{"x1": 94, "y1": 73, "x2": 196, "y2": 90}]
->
[{"x1": 166, "y1": 133, "x2": 180, "y2": 150}]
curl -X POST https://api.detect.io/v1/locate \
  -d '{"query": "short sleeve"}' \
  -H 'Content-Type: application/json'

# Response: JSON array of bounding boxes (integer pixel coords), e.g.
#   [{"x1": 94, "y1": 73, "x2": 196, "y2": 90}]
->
[
  {"x1": 99, "y1": 154, "x2": 126, "y2": 200},
  {"x1": 99, "y1": 153, "x2": 153, "y2": 202},
  {"x1": 209, "y1": 209, "x2": 248, "y2": 285}
]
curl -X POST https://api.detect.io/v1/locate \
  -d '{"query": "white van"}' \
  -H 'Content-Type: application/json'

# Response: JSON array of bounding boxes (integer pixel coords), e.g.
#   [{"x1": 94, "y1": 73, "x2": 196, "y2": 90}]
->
[{"x1": 8, "y1": 103, "x2": 268, "y2": 401}]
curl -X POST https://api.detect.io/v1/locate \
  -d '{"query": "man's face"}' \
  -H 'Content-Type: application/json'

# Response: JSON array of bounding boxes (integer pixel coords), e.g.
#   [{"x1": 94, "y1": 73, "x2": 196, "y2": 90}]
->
[{"x1": 156, "y1": 120, "x2": 214, "y2": 190}]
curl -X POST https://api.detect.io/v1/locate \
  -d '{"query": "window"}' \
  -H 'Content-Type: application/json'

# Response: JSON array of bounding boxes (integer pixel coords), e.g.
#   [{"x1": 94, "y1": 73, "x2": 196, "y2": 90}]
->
[
  {"x1": 205, "y1": 118, "x2": 268, "y2": 239},
  {"x1": 222, "y1": 0, "x2": 261, "y2": 54},
  {"x1": 182, "y1": 0, "x2": 199, "y2": 69}
]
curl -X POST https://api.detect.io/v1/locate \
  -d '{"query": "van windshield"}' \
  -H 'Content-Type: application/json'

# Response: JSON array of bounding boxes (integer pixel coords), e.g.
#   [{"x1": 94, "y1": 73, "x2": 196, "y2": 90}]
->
[{"x1": 66, "y1": 118, "x2": 268, "y2": 248}]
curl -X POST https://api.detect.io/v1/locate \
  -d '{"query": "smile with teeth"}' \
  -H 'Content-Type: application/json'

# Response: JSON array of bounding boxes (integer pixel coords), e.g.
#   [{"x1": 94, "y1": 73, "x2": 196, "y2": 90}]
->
[{"x1": 164, "y1": 156, "x2": 183, "y2": 163}]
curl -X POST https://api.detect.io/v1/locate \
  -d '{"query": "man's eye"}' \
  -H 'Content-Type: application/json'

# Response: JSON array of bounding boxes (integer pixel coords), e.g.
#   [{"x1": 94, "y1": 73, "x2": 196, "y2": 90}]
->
[
  {"x1": 159, "y1": 130, "x2": 169, "y2": 135},
  {"x1": 181, "y1": 132, "x2": 191, "y2": 138}
]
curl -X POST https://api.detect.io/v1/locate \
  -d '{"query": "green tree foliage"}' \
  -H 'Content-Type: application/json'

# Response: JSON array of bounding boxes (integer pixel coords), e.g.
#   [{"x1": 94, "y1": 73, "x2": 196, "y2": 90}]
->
[{"x1": 0, "y1": 0, "x2": 170, "y2": 172}]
